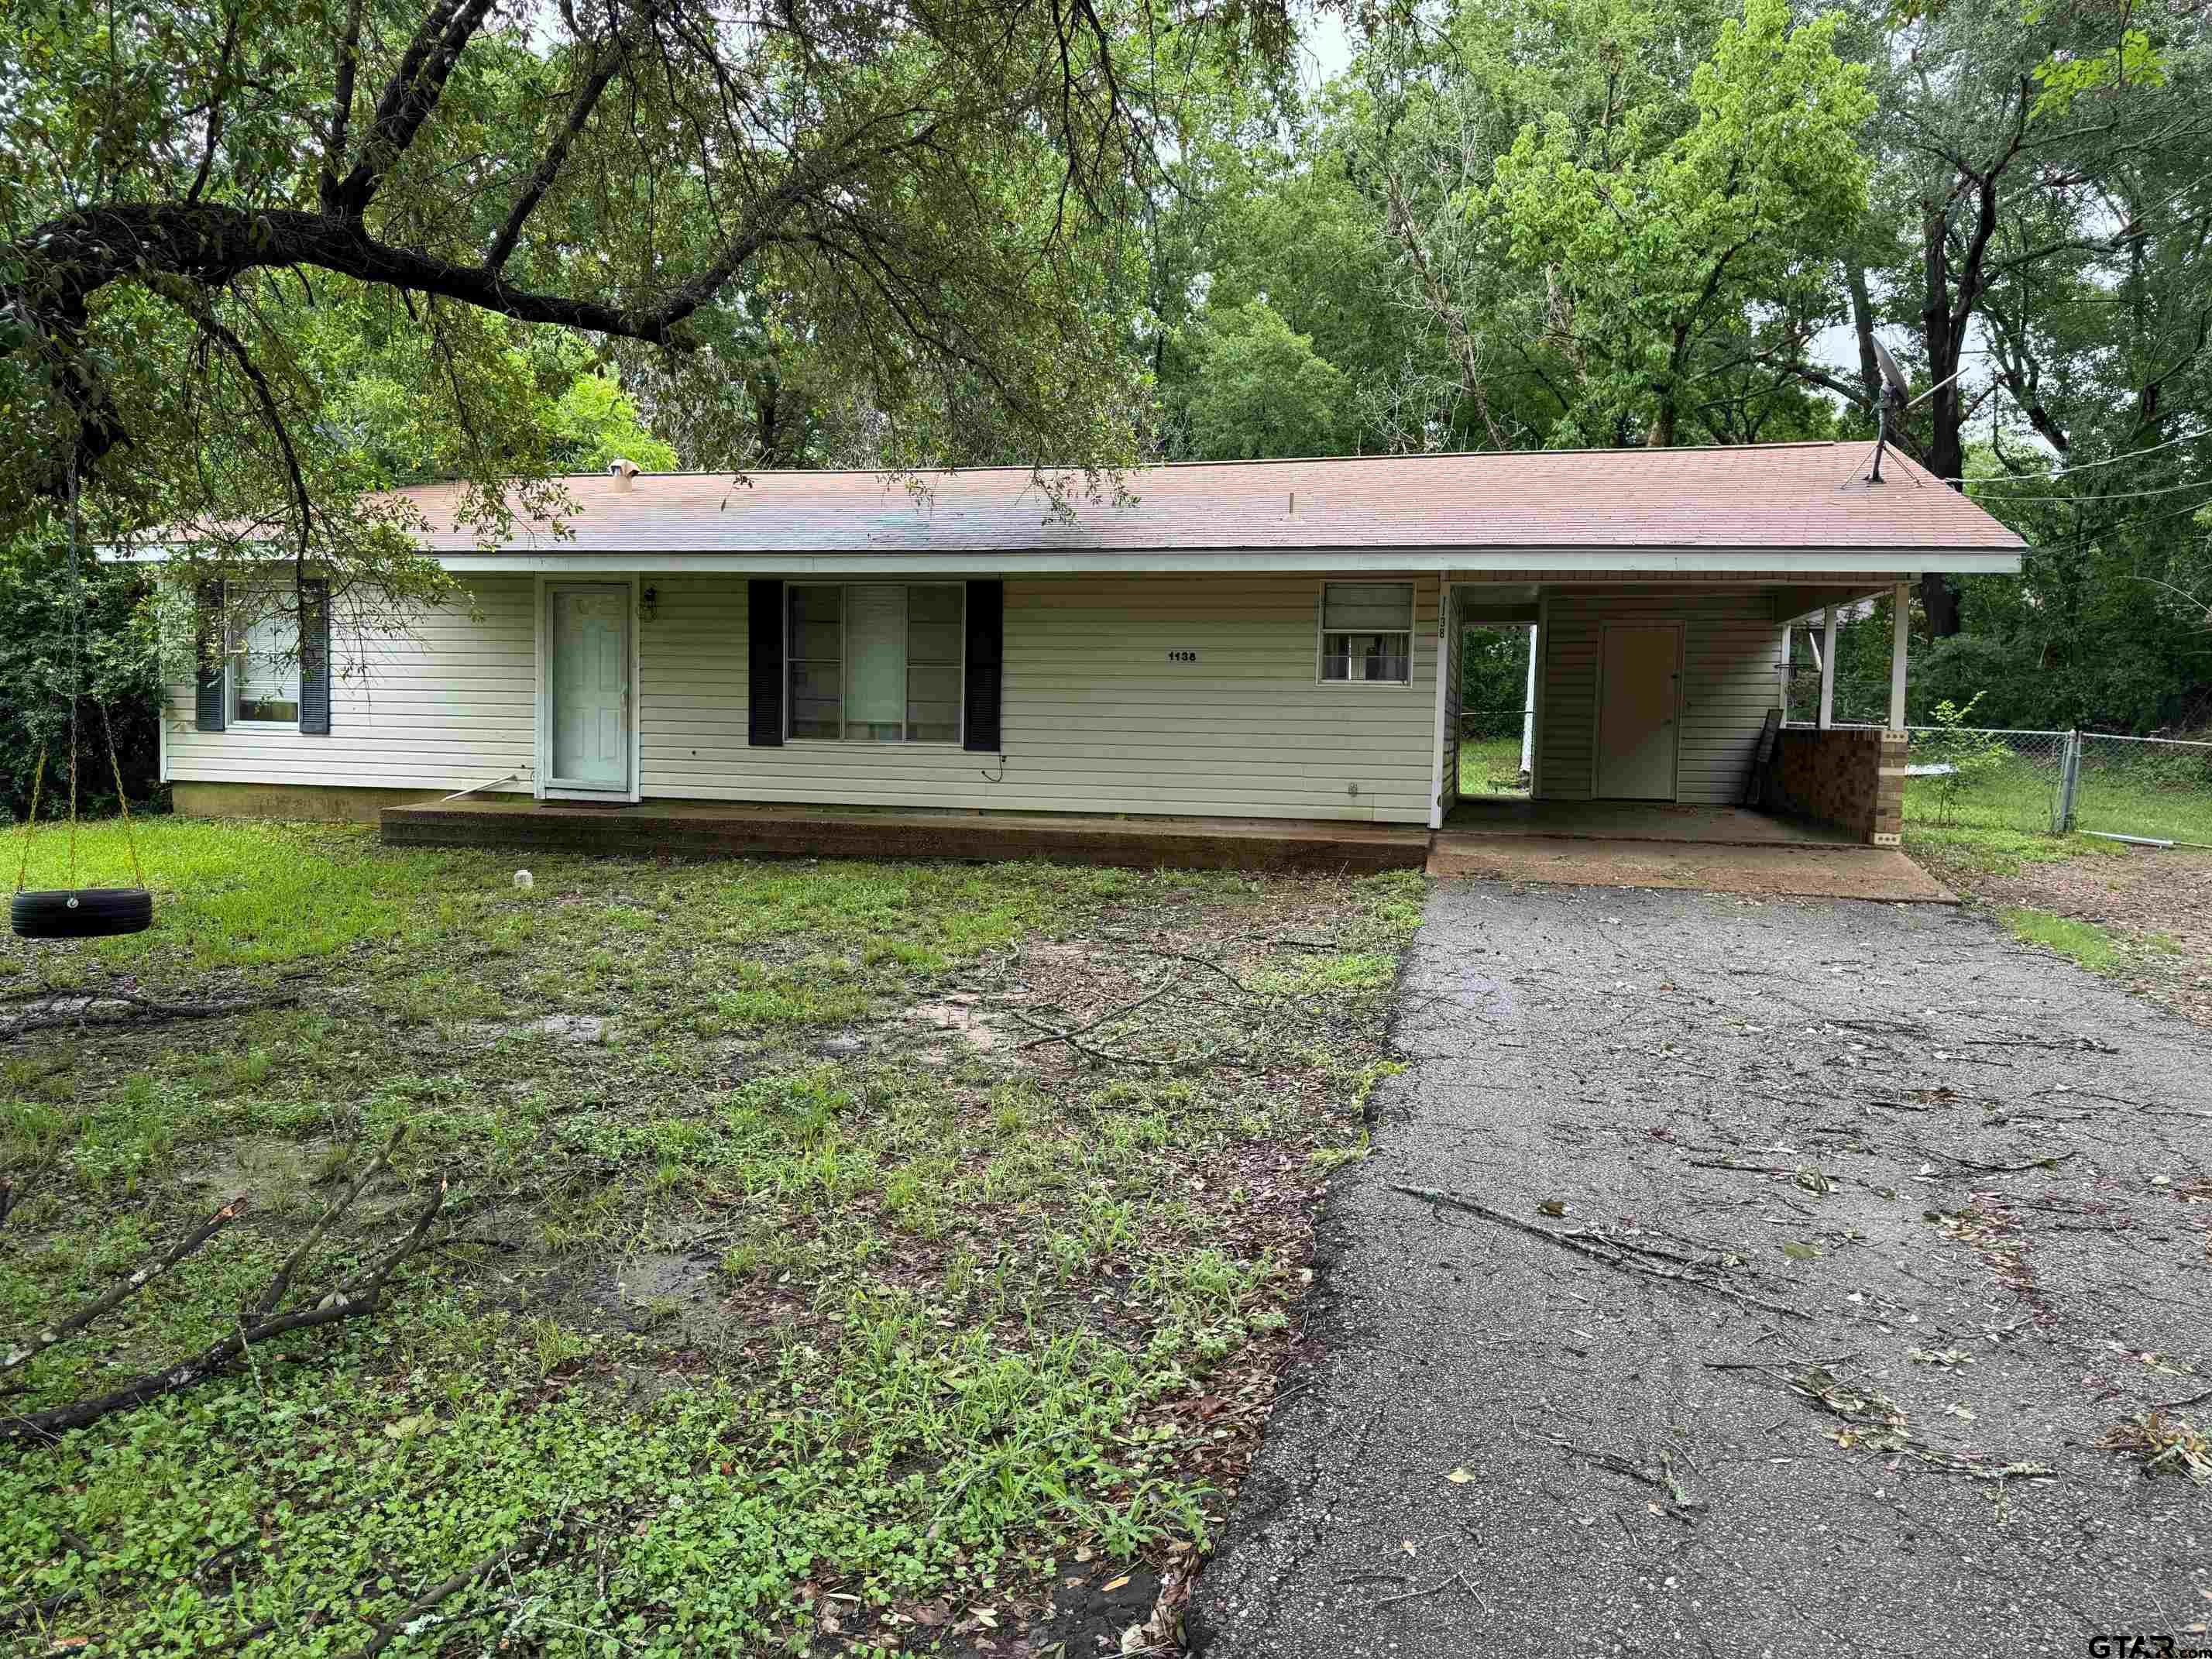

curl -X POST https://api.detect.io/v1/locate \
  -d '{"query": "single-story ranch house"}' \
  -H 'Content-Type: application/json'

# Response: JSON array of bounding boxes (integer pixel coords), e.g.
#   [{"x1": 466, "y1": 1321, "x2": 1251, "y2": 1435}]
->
[{"x1": 159, "y1": 444, "x2": 2024, "y2": 869}]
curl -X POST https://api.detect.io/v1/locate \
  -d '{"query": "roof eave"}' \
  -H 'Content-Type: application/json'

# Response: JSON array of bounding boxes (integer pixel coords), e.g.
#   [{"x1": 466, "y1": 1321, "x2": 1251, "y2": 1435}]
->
[{"x1": 414, "y1": 544, "x2": 2026, "y2": 577}]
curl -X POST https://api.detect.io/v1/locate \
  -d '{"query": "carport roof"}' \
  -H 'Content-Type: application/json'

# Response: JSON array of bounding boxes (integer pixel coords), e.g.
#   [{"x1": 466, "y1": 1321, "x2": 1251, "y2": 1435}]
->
[{"x1": 372, "y1": 441, "x2": 2025, "y2": 558}]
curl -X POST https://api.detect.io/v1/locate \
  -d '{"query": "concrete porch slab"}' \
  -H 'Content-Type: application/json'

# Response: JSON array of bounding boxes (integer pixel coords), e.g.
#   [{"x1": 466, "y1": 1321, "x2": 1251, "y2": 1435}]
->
[
  {"x1": 1442, "y1": 797, "x2": 1859, "y2": 847},
  {"x1": 1427, "y1": 833, "x2": 1956, "y2": 902}
]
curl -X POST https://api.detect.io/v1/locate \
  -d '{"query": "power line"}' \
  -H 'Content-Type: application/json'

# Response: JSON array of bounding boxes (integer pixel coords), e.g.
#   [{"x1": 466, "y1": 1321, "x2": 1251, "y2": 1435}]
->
[
  {"x1": 1963, "y1": 476, "x2": 2212, "y2": 504},
  {"x1": 1956, "y1": 430, "x2": 2201, "y2": 486}
]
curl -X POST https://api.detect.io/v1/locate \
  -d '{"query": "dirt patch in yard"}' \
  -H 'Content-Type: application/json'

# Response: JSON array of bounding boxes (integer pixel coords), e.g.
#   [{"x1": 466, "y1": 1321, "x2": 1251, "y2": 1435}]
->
[{"x1": 1916, "y1": 838, "x2": 2212, "y2": 1028}]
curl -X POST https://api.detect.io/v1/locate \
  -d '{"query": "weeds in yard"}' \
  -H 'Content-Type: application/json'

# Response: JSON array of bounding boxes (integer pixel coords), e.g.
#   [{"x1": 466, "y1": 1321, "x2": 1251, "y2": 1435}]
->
[
  {"x1": 0, "y1": 821, "x2": 1420, "y2": 1654},
  {"x1": 1905, "y1": 824, "x2": 2123, "y2": 877}
]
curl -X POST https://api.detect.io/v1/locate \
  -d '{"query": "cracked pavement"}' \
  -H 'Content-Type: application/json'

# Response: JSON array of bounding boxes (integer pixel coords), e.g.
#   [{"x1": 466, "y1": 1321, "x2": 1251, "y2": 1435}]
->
[{"x1": 1187, "y1": 881, "x2": 2212, "y2": 1659}]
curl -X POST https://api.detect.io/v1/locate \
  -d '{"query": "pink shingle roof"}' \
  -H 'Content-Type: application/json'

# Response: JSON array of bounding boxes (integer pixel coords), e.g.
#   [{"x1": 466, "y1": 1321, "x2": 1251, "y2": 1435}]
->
[{"x1": 390, "y1": 442, "x2": 2025, "y2": 555}]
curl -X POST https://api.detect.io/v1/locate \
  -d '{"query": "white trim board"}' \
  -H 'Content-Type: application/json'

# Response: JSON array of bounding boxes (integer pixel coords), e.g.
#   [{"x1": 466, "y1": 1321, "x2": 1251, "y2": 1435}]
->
[{"x1": 410, "y1": 547, "x2": 2024, "y2": 578}]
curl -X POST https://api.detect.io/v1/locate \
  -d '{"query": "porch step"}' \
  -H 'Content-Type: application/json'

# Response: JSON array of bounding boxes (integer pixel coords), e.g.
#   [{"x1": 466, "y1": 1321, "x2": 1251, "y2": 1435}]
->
[{"x1": 380, "y1": 799, "x2": 1431, "y2": 876}]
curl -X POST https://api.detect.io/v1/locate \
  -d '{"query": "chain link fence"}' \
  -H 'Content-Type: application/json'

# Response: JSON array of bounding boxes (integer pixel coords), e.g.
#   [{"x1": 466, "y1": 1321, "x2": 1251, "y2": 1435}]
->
[
  {"x1": 1803, "y1": 722, "x2": 2212, "y2": 843},
  {"x1": 2073, "y1": 733, "x2": 2212, "y2": 845},
  {"x1": 1895, "y1": 726, "x2": 2070, "y2": 834}
]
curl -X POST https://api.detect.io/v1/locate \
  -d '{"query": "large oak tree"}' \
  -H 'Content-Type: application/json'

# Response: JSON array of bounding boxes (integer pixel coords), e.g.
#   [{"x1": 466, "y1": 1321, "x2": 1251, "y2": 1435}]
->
[{"x1": 0, "y1": 0, "x2": 1295, "y2": 619}]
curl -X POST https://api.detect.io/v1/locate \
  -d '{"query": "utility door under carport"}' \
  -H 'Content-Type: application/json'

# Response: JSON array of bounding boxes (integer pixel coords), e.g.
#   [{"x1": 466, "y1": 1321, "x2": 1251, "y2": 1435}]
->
[{"x1": 1595, "y1": 622, "x2": 1681, "y2": 800}]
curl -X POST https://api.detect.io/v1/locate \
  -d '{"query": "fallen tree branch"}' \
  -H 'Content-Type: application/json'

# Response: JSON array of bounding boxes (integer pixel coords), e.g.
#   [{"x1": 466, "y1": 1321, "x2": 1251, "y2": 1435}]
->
[
  {"x1": 1548, "y1": 1437, "x2": 1706, "y2": 1512},
  {"x1": 2, "y1": 1159, "x2": 445, "y2": 1445},
  {"x1": 348, "y1": 1537, "x2": 528, "y2": 1659},
  {"x1": 1, "y1": 989, "x2": 299, "y2": 1042},
  {"x1": 1392, "y1": 1184, "x2": 1808, "y2": 1321},
  {"x1": 1013, "y1": 977, "x2": 1180, "y2": 1051},
  {"x1": 1008, "y1": 1004, "x2": 1166, "y2": 1066},
  {"x1": 1942, "y1": 1149, "x2": 2077, "y2": 1174},
  {"x1": 3, "y1": 1194, "x2": 247, "y2": 1374},
  {"x1": 1101, "y1": 940, "x2": 1253, "y2": 996}
]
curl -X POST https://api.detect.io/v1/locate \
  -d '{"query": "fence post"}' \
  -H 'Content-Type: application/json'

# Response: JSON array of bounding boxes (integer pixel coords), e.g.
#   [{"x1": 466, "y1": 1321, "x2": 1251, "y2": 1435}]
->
[{"x1": 2053, "y1": 730, "x2": 2081, "y2": 834}]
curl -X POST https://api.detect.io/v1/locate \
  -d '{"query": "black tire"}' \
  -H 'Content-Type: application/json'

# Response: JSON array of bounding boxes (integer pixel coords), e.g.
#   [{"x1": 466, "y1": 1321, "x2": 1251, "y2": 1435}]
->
[{"x1": 11, "y1": 888, "x2": 155, "y2": 939}]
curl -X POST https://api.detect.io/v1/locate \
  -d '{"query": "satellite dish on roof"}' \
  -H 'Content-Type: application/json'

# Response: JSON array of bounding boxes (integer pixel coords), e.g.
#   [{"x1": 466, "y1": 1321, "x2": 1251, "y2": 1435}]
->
[
  {"x1": 1861, "y1": 337, "x2": 1912, "y2": 486},
  {"x1": 1872, "y1": 338, "x2": 1911, "y2": 404}
]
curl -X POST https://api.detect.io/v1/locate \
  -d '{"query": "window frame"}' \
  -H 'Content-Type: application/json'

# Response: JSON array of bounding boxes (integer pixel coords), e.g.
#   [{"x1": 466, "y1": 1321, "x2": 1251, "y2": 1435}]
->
[
  {"x1": 223, "y1": 580, "x2": 304, "y2": 730},
  {"x1": 1314, "y1": 580, "x2": 1417, "y2": 689},
  {"x1": 785, "y1": 581, "x2": 967, "y2": 747}
]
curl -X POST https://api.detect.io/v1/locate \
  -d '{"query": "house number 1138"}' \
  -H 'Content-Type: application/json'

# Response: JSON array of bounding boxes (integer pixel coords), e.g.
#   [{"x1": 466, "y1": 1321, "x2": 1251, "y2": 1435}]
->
[{"x1": 1166, "y1": 649, "x2": 1200, "y2": 664}]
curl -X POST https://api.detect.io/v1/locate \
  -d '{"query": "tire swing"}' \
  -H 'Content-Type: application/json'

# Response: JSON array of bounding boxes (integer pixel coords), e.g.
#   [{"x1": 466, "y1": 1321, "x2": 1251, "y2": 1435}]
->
[{"x1": 10, "y1": 466, "x2": 155, "y2": 941}]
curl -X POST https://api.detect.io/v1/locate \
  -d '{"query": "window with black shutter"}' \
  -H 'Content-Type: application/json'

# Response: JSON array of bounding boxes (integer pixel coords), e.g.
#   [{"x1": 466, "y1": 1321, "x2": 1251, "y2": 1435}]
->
[
  {"x1": 747, "y1": 579, "x2": 785, "y2": 746},
  {"x1": 963, "y1": 580, "x2": 1003, "y2": 753}
]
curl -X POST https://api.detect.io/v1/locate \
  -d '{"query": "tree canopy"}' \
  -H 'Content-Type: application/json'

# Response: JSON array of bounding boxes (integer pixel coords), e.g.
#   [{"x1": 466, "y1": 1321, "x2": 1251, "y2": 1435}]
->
[
  {"x1": 5, "y1": 0, "x2": 2210, "y2": 740},
  {"x1": 1, "y1": 0, "x2": 1310, "y2": 620}
]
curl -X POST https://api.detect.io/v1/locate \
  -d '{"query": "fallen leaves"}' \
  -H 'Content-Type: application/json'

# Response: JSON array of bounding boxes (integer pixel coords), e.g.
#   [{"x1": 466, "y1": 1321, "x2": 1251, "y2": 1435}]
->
[{"x1": 2097, "y1": 1413, "x2": 2212, "y2": 1485}]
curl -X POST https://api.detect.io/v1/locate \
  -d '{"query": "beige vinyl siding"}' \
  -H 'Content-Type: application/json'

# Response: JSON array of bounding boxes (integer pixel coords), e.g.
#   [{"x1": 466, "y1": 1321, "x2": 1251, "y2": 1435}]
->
[
  {"x1": 164, "y1": 578, "x2": 536, "y2": 793},
  {"x1": 1535, "y1": 588, "x2": 1781, "y2": 804},
  {"x1": 640, "y1": 573, "x2": 1439, "y2": 823}
]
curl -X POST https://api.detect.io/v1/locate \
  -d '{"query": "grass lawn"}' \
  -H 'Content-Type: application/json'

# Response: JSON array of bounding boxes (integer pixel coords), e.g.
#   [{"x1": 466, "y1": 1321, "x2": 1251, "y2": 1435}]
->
[
  {"x1": 1456, "y1": 734, "x2": 1528, "y2": 797},
  {"x1": 1, "y1": 821, "x2": 1424, "y2": 1656},
  {"x1": 1904, "y1": 745, "x2": 2212, "y2": 843}
]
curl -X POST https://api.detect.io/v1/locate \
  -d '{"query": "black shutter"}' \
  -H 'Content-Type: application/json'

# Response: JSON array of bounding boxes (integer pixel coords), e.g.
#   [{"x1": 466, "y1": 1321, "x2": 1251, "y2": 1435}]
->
[
  {"x1": 747, "y1": 578, "x2": 785, "y2": 746},
  {"x1": 194, "y1": 581, "x2": 226, "y2": 731},
  {"x1": 963, "y1": 579, "x2": 1004, "y2": 753},
  {"x1": 297, "y1": 578, "x2": 331, "y2": 735}
]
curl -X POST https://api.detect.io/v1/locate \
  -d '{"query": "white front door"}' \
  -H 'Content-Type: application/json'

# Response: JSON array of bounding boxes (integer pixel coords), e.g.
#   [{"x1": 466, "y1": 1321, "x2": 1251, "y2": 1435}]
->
[
  {"x1": 548, "y1": 585, "x2": 630, "y2": 791},
  {"x1": 1596, "y1": 623, "x2": 1681, "y2": 800}
]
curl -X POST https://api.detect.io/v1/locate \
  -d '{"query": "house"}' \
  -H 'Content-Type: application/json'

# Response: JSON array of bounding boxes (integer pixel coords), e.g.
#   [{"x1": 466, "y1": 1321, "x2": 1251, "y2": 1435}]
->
[{"x1": 159, "y1": 444, "x2": 2024, "y2": 867}]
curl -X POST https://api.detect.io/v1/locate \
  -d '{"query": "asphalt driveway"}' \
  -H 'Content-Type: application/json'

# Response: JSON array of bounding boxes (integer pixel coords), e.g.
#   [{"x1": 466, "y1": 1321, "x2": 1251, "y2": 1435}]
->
[{"x1": 1188, "y1": 881, "x2": 2212, "y2": 1658}]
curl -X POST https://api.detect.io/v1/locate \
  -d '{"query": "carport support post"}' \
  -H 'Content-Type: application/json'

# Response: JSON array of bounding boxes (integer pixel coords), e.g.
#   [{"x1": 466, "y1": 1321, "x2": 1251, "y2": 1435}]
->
[
  {"x1": 1887, "y1": 582, "x2": 1909, "y2": 731},
  {"x1": 1519, "y1": 623, "x2": 1537, "y2": 778},
  {"x1": 1817, "y1": 605, "x2": 1837, "y2": 730}
]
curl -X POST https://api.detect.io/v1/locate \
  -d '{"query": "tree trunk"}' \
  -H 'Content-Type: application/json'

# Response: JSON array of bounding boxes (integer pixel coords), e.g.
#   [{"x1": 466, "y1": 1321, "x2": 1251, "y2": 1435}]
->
[
  {"x1": 1845, "y1": 259, "x2": 1881, "y2": 421},
  {"x1": 1917, "y1": 204, "x2": 1970, "y2": 638}
]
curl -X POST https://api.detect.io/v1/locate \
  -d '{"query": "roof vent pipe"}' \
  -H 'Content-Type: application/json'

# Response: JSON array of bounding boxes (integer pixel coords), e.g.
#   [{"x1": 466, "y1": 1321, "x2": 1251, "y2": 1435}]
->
[{"x1": 607, "y1": 458, "x2": 640, "y2": 493}]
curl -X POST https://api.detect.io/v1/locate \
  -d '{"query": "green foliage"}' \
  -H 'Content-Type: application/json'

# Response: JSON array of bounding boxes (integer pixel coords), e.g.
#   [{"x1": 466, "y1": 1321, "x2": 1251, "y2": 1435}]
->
[
  {"x1": 2, "y1": 0, "x2": 1197, "y2": 654},
  {"x1": 1460, "y1": 626, "x2": 1533, "y2": 737},
  {"x1": 2000, "y1": 906, "x2": 2122, "y2": 973},
  {"x1": 1917, "y1": 694, "x2": 2012, "y2": 826},
  {"x1": 1182, "y1": 299, "x2": 1350, "y2": 459},
  {"x1": 1488, "y1": 0, "x2": 1873, "y2": 446},
  {"x1": 2030, "y1": 29, "x2": 2168, "y2": 119},
  {"x1": 0, "y1": 529, "x2": 163, "y2": 820}
]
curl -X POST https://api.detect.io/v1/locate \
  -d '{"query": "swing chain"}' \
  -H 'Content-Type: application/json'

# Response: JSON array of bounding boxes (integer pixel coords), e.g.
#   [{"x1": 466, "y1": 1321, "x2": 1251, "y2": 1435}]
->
[
  {"x1": 101, "y1": 701, "x2": 147, "y2": 892},
  {"x1": 12, "y1": 747, "x2": 47, "y2": 895}
]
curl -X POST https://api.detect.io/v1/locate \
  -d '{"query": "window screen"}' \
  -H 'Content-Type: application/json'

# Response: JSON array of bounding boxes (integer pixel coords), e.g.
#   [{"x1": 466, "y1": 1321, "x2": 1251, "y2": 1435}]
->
[
  {"x1": 787, "y1": 584, "x2": 964, "y2": 743},
  {"x1": 1319, "y1": 582, "x2": 1413, "y2": 684},
  {"x1": 228, "y1": 592, "x2": 301, "y2": 724}
]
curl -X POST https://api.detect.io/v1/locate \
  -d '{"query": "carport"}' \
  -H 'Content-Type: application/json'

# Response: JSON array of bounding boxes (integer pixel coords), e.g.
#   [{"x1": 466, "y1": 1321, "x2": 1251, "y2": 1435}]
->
[{"x1": 1436, "y1": 575, "x2": 1917, "y2": 850}]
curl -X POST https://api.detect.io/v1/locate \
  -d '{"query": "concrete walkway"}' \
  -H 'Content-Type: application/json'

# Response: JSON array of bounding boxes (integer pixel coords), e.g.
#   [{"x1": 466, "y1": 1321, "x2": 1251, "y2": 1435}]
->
[{"x1": 1188, "y1": 881, "x2": 2212, "y2": 1659}]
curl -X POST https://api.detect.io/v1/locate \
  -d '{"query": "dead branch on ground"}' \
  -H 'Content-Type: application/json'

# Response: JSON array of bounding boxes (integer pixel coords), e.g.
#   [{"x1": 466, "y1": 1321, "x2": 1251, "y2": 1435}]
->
[
  {"x1": 1, "y1": 1131, "x2": 444, "y2": 1444},
  {"x1": 1547, "y1": 1437, "x2": 1706, "y2": 1513},
  {"x1": 1391, "y1": 1183, "x2": 1808, "y2": 1321},
  {"x1": 1013, "y1": 976, "x2": 1180, "y2": 1054},
  {"x1": 3, "y1": 1194, "x2": 247, "y2": 1374},
  {"x1": 1783, "y1": 1365, "x2": 2054, "y2": 1482},
  {"x1": 1, "y1": 988, "x2": 300, "y2": 1042},
  {"x1": 348, "y1": 1537, "x2": 534, "y2": 1659}
]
